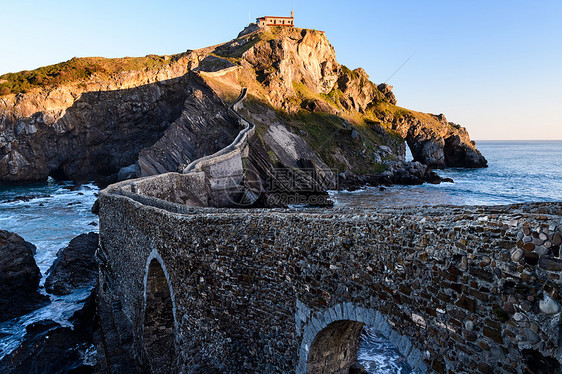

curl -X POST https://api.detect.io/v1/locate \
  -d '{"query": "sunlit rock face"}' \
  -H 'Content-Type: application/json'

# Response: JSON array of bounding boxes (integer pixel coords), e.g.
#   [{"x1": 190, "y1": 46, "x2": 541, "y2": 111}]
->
[{"x1": 0, "y1": 26, "x2": 485, "y2": 186}]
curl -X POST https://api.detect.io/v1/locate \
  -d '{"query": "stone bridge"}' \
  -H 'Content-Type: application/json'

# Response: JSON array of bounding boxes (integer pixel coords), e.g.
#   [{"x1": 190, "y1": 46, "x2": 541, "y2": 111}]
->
[
  {"x1": 97, "y1": 182, "x2": 562, "y2": 373},
  {"x1": 96, "y1": 88, "x2": 562, "y2": 373}
]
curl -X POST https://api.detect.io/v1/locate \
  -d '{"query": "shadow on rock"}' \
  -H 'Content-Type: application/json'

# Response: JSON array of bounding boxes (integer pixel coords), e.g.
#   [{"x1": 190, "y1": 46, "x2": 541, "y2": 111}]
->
[
  {"x1": 0, "y1": 230, "x2": 50, "y2": 323},
  {"x1": 0, "y1": 287, "x2": 99, "y2": 374},
  {"x1": 45, "y1": 232, "x2": 99, "y2": 295}
]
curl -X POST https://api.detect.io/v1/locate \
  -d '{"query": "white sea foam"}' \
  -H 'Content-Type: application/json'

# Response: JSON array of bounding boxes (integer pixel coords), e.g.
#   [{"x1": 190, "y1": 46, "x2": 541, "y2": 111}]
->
[
  {"x1": 0, "y1": 181, "x2": 99, "y2": 359},
  {"x1": 358, "y1": 327, "x2": 417, "y2": 374}
]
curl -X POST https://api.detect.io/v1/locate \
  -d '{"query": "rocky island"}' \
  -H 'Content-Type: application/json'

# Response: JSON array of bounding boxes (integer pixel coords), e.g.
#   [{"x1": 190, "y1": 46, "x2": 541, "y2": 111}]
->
[{"x1": 0, "y1": 26, "x2": 485, "y2": 198}]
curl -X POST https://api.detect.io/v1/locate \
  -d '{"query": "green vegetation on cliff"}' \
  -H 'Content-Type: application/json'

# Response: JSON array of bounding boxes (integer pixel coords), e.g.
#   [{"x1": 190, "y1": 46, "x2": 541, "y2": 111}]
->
[{"x1": 0, "y1": 53, "x2": 189, "y2": 95}]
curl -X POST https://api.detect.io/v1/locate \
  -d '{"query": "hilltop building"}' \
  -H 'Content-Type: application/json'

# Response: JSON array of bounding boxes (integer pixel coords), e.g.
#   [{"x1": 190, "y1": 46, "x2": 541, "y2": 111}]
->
[{"x1": 256, "y1": 10, "x2": 294, "y2": 27}]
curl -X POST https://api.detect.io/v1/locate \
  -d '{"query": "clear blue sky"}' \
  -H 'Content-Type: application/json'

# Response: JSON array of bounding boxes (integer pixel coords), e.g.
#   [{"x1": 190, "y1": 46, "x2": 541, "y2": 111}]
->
[{"x1": 2, "y1": 0, "x2": 561, "y2": 140}]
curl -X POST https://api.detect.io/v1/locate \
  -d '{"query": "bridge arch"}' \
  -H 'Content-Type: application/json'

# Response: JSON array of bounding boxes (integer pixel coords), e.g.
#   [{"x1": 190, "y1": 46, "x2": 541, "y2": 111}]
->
[
  {"x1": 142, "y1": 249, "x2": 178, "y2": 372},
  {"x1": 296, "y1": 303, "x2": 428, "y2": 374}
]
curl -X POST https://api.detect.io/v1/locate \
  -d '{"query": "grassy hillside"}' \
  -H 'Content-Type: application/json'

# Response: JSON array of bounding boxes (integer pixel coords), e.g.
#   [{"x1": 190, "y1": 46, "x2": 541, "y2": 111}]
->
[{"x1": 0, "y1": 53, "x2": 189, "y2": 96}]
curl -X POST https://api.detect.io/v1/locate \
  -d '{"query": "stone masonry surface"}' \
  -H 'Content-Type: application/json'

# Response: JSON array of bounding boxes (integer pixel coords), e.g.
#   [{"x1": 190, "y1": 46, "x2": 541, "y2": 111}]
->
[{"x1": 98, "y1": 186, "x2": 562, "y2": 373}]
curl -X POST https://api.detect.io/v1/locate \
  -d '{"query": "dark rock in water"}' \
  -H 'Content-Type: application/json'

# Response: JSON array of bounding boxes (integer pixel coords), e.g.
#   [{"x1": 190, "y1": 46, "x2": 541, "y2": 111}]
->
[
  {"x1": 337, "y1": 161, "x2": 452, "y2": 190},
  {"x1": 391, "y1": 114, "x2": 487, "y2": 169},
  {"x1": 1, "y1": 194, "x2": 51, "y2": 204},
  {"x1": 25, "y1": 319, "x2": 61, "y2": 336},
  {"x1": 349, "y1": 362, "x2": 368, "y2": 374},
  {"x1": 45, "y1": 233, "x2": 99, "y2": 295},
  {"x1": 444, "y1": 134, "x2": 488, "y2": 168},
  {"x1": 0, "y1": 230, "x2": 50, "y2": 323},
  {"x1": 0, "y1": 288, "x2": 99, "y2": 374},
  {"x1": 91, "y1": 199, "x2": 100, "y2": 215},
  {"x1": 70, "y1": 286, "x2": 98, "y2": 342},
  {"x1": 63, "y1": 183, "x2": 83, "y2": 191},
  {"x1": 378, "y1": 160, "x2": 447, "y2": 185}
]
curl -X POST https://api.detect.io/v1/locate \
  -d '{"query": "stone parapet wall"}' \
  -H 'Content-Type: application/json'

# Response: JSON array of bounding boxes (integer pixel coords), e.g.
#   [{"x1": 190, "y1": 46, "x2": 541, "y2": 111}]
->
[
  {"x1": 103, "y1": 171, "x2": 209, "y2": 207},
  {"x1": 98, "y1": 192, "x2": 562, "y2": 373}
]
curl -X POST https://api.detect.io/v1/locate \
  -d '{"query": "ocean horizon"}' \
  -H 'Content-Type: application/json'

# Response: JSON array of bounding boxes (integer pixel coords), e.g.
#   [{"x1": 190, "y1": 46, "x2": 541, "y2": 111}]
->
[{"x1": 332, "y1": 140, "x2": 562, "y2": 209}]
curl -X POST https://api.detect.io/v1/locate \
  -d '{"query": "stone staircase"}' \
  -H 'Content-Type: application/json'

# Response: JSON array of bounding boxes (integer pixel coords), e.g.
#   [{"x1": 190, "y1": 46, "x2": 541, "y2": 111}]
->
[
  {"x1": 182, "y1": 87, "x2": 257, "y2": 207},
  {"x1": 105, "y1": 86, "x2": 257, "y2": 208}
]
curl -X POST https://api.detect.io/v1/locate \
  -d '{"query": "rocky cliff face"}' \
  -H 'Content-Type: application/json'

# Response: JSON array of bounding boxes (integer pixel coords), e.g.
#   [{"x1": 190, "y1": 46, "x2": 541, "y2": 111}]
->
[
  {"x1": 0, "y1": 54, "x2": 239, "y2": 185},
  {"x1": 137, "y1": 74, "x2": 240, "y2": 177},
  {"x1": 0, "y1": 26, "x2": 486, "y2": 186},
  {"x1": 235, "y1": 28, "x2": 340, "y2": 112}
]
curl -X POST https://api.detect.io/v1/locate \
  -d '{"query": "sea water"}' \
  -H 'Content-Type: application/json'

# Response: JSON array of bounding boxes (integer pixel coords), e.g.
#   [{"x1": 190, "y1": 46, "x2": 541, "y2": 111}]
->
[
  {"x1": 0, "y1": 141, "x2": 560, "y2": 370},
  {"x1": 331, "y1": 140, "x2": 562, "y2": 208},
  {"x1": 0, "y1": 179, "x2": 99, "y2": 359}
]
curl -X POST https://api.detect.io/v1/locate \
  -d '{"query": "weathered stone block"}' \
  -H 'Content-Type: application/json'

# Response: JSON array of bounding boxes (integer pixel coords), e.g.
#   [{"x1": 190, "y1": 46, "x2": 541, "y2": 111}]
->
[
  {"x1": 539, "y1": 256, "x2": 562, "y2": 271},
  {"x1": 469, "y1": 266, "x2": 494, "y2": 282},
  {"x1": 478, "y1": 362, "x2": 494, "y2": 374},
  {"x1": 483, "y1": 326, "x2": 503, "y2": 344},
  {"x1": 398, "y1": 335, "x2": 412, "y2": 357},
  {"x1": 406, "y1": 347, "x2": 422, "y2": 370},
  {"x1": 455, "y1": 295, "x2": 476, "y2": 312}
]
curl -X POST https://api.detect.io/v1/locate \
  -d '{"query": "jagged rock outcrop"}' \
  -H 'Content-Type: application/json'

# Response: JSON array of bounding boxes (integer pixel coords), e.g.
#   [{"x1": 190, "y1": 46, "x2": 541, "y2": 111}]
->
[
  {"x1": 337, "y1": 160, "x2": 450, "y2": 191},
  {"x1": 45, "y1": 232, "x2": 99, "y2": 295},
  {"x1": 234, "y1": 28, "x2": 340, "y2": 112},
  {"x1": 215, "y1": 27, "x2": 485, "y2": 172},
  {"x1": 377, "y1": 83, "x2": 397, "y2": 105},
  {"x1": 0, "y1": 230, "x2": 50, "y2": 322},
  {"x1": 0, "y1": 26, "x2": 486, "y2": 187},
  {"x1": 227, "y1": 29, "x2": 393, "y2": 115},
  {"x1": 237, "y1": 23, "x2": 260, "y2": 38},
  {"x1": 335, "y1": 68, "x2": 387, "y2": 113},
  {"x1": 390, "y1": 113, "x2": 487, "y2": 168},
  {"x1": 377, "y1": 160, "x2": 447, "y2": 185}
]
